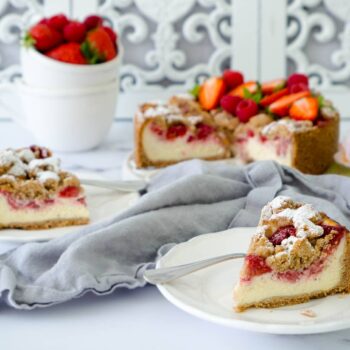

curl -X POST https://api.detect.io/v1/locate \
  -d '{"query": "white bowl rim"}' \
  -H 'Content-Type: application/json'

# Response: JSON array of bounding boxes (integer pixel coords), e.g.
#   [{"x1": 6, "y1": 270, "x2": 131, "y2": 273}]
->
[
  {"x1": 17, "y1": 79, "x2": 119, "y2": 97},
  {"x1": 21, "y1": 41, "x2": 123, "y2": 73}
]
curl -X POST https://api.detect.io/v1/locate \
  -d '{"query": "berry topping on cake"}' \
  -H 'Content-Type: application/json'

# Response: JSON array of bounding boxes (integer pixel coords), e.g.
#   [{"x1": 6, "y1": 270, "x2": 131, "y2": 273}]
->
[
  {"x1": 261, "y1": 78, "x2": 286, "y2": 95},
  {"x1": 220, "y1": 95, "x2": 242, "y2": 115},
  {"x1": 229, "y1": 81, "x2": 258, "y2": 98},
  {"x1": 269, "y1": 225, "x2": 296, "y2": 246},
  {"x1": 259, "y1": 88, "x2": 289, "y2": 107},
  {"x1": 236, "y1": 99, "x2": 259, "y2": 123},
  {"x1": 198, "y1": 77, "x2": 226, "y2": 110},
  {"x1": 289, "y1": 97, "x2": 319, "y2": 121},
  {"x1": 223, "y1": 70, "x2": 244, "y2": 89},
  {"x1": 268, "y1": 91, "x2": 311, "y2": 116},
  {"x1": 289, "y1": 82, "x2": 309, "y2": 94},
  {"x1": 287, "y1": 73, "x2": 309, "y2": 88}
]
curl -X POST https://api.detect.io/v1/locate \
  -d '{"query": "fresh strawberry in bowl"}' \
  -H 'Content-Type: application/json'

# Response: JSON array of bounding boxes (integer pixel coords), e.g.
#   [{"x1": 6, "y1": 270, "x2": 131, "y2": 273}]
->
[{"x1": 21, "y1": 13, "x2": 122, "y2": 89}]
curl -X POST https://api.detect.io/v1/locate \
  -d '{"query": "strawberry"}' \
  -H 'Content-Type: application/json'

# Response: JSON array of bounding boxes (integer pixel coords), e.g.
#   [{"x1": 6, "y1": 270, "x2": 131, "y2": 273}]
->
[
  {"x1": 260, "y1": 88, "x2": 288, "y2": 107},
  {"x1": 236, "y1": 99, "x2": 258, "y2": 123},
  {"x1": 261, "y1": 78, "x2": 286, "y2": 95},
  {"x1": 46, "y1": 43, "x2": 87, "y2": 64},
  {"x1": 198, "y1": 77, "x2": 226, "y2": 110},
  {"x1": 223, "y1": 70, "x2": 244, "y2": 90},
  {"x1": 229, "y1": 81, "x2": 258, "y2": 98},
  {"x1": 102, "y1": 26, "x2": 117, "y2": 45},
  {"x1": 81, "y1": 27, "x2": 116, "y2": 63},
  {"x1": 83, "y1": 15, "x2": 103, "y2": 30},
  {"x1": 289, "y1": 97, "x2": 319, "y2": 121},
  {"x1": 268, "y1": 91, "x2": 311, "y2": 117},
  {"x1": 25, "y1": 23, "x2": 63, "y2": 52},
  {"x1": 63, "y1": 21, "x2": 87, "y2": 43},
  {"x1": 47, "y1": 14, "x2": 69, "y2": 32},
  {"x1": 220, "y1": 95, "x2": 242, "y2": 114}
]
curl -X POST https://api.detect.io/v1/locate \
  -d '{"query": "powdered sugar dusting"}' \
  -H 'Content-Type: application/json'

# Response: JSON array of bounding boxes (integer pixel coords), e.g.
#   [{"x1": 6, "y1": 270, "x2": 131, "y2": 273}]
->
[
  {"x1": 37, "y1": 171, "x2": 59, "y2": 183},
  {"x1": 262, "y1": 119, "x2": 313, "y2": 135},
  {"x1": 261, "y1": 196, "x2": 324, "y2": 239}
]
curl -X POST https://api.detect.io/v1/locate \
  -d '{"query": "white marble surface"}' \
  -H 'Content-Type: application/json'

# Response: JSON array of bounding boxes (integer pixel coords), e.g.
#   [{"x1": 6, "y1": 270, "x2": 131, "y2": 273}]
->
[{"x1": 1, "y1": 120, "x2": 350, "y2": 349}]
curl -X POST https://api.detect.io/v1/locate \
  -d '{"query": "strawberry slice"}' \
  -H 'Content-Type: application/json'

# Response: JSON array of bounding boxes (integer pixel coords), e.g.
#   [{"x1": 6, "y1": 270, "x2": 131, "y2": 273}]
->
[
  {"x1": 261, "y1": 78, "x2": 286, "y2": 95},
  {"x1": 289, "y1": 97, "x2": 319, "y2": 121},
  {"x1": 260, "y1": 88, "x2": 288, "y2": 107},
  {"x1": 229, "y1": 81, "x2": 258, "y2": 97},
  {"x1": 268, "y1": 91, "x2": 310, "y2": 117},
  {"x1": 198, "y1": 77, "x2": 226, "y2": 110}
]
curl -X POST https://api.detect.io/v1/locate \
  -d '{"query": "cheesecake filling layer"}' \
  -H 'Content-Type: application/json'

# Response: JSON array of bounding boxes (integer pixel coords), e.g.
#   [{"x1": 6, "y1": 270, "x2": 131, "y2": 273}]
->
[
  {"x1": 234, "y1": 235, "x2": 346, "y2": 306},
  {"x1": 235, "y1": 134, "x2": 292, "y2": 166},
  {"x1": 0, "y1": 193, "x2": 88, "y2": 225},
  {"x1": 143, "y1": 123, "x2": 227, "y2": 162}
]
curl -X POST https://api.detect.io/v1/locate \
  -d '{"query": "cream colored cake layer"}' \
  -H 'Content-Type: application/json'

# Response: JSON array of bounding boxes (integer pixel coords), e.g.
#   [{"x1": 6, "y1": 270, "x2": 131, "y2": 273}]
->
[
  {"x1": 143, "y1": 124, "x2": 227, "y2": 162},
  {"x1": 0, "y1": 196, "x2": 89, "y2": 225},
  {"x1": 234, "y1": 235, "x2": 346, "y2": 307},
  {"x1": 244, "y1": 137, "x2": 292, "y2": 166}
]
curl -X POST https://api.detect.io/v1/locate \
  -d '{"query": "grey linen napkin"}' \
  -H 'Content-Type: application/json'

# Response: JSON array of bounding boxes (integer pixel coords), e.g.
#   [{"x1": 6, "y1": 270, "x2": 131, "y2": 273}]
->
[{"x1": 1, "y1": 160, "x2": 350, "y2": 309}]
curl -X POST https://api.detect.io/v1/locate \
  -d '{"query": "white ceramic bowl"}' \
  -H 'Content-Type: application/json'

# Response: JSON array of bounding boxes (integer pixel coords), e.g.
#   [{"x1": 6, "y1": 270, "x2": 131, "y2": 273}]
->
[
  {"x1": 5, "y1": 80, "x2": 119, "y2": 152},
  {"x1": 20, "y1": 44, "x2": 122, "y2": 89}
]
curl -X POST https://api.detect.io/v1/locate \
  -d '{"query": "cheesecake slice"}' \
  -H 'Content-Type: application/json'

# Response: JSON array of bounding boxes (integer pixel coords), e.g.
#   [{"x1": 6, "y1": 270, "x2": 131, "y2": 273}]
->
[
  {"x1": 134, "y1": 95, "x2": 231, "y2": 168},
  {"x1": 234, "y1": 196, "x2": 350, "y2": 312},
  {"x1": 0, "y1": 146, "x2": 89, "y2": 230}
]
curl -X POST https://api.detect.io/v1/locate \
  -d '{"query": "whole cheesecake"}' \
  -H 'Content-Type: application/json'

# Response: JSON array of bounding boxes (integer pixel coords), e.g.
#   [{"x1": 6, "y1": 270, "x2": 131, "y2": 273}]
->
[{"x1": 134, "y1": 73, "x2": 339, "y2": 174}]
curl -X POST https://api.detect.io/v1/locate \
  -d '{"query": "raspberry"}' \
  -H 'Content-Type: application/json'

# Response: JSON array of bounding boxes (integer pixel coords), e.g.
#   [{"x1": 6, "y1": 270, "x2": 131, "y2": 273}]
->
[
  {"x1": 220, "y1": 95, "x2": 242, "y2": 115},
  {"x1": 223, "y1": 70, "x2": 244, "y2": 89},
  {"x1": 102, "y1": 26, "x2": 117, "y2": 44},
  {"x1": 63, "y1": 21, "x2": 86, "y2": 43},
  {"x1": 288, "y1": 82, "x2": 309, "y2": 94},
  {"x1": 84, "y1": 15, "x2": 103, "y2": 30},
  {"x1": 236, "y1": 99, "x2": 258, "y2": 123},
  {"x1": 269, "y1": 225, "x2": 296, "y2": 246},
  {"x1": 47, "y1": 14, "x2": 69, "y2": 32},
  {"x1": 287, "y1": 73, "x2": 309, "y2": 88},
  {"x1": 166, "y1": 124, "x2": 187, "y2": 139},
  {"x1": 245, "y1": 255, "x2": 271, "y2": 278},
  {"x1": 196, "y1": 123, "x2": 214, "y2": 140}
]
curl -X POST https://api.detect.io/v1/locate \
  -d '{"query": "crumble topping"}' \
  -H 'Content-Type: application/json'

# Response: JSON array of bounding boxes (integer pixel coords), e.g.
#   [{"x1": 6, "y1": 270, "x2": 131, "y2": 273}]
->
[
  {"x1": 262, "y1": 119, "x2": 313, "y2": 138},
  {"x1": 234, "y1": 113, "x2": 273, "y2": 138},
  {"x1": 0, "y1": 146, "x2": 81, "y2": 199},
  {"x1": 249, "y1": 196, "x2": 346, "y2": 272}
]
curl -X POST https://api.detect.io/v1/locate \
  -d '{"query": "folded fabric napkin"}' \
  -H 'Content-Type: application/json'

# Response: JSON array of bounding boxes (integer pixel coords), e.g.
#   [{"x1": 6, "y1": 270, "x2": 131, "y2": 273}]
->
[{"x1": 1, "y1": 160, "x2": 350, "y2": 309}]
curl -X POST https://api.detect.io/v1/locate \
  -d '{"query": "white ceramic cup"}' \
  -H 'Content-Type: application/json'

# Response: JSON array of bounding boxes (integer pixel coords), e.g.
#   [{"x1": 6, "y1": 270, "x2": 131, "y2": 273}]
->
[
  {"x1": 21, "y1": 45, "x2": 123, "y2": 89},
  {"x1": 0, "y1": 80, "x2": 119, "y2": 152}
]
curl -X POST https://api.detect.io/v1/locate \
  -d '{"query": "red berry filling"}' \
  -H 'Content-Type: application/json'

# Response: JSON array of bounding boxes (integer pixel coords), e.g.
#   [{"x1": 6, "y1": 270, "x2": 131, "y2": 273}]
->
[
  {"x1": 196, "y1": 123, "x2": 214, "y2": 140},
  {"x1": 244, "y1": 255, "x2": 272, "y2": 279},
  {"x1": 166, "y1": 123, "x2": 187, "y2": 140},
  {"x1": 269, "y1": 225, "x2": 296, "y2": 246},
  {"x1": 59, "y1": 186, "x2": 80, "y2": 198}
]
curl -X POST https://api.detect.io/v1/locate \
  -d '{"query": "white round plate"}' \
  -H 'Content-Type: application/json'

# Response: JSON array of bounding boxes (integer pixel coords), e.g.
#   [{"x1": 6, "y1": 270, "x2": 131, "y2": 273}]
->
[
  {"x1": 0, "y1": 185, "x2": 139, "y2": 243},
  {"x1": 156, "y1": 227, "x2": 350, "y2": 334},
  {"x1": 121, "y1": 152, "x2": 242, "y2": 180}
]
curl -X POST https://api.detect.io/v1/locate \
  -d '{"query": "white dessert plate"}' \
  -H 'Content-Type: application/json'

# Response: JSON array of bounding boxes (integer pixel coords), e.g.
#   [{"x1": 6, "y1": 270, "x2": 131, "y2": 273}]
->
[
  {"x1": 121, "y1": 152, "x2": 242, "y2": 180},
  {"x1": 156, "y1": 227, "x2": 350, "y2": 334},
  {"x1": 0, "y1": 184, "x2": 139, "y2": 243}
]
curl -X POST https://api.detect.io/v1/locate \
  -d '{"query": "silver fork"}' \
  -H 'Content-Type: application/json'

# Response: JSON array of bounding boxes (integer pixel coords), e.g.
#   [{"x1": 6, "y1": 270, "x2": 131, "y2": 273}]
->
[
  {"x1": 144, "y1": 253, "x2": 246, "y2": 284},
  {"x1": 79, "y1": 178, "x2": 147, "y2": 192}
]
